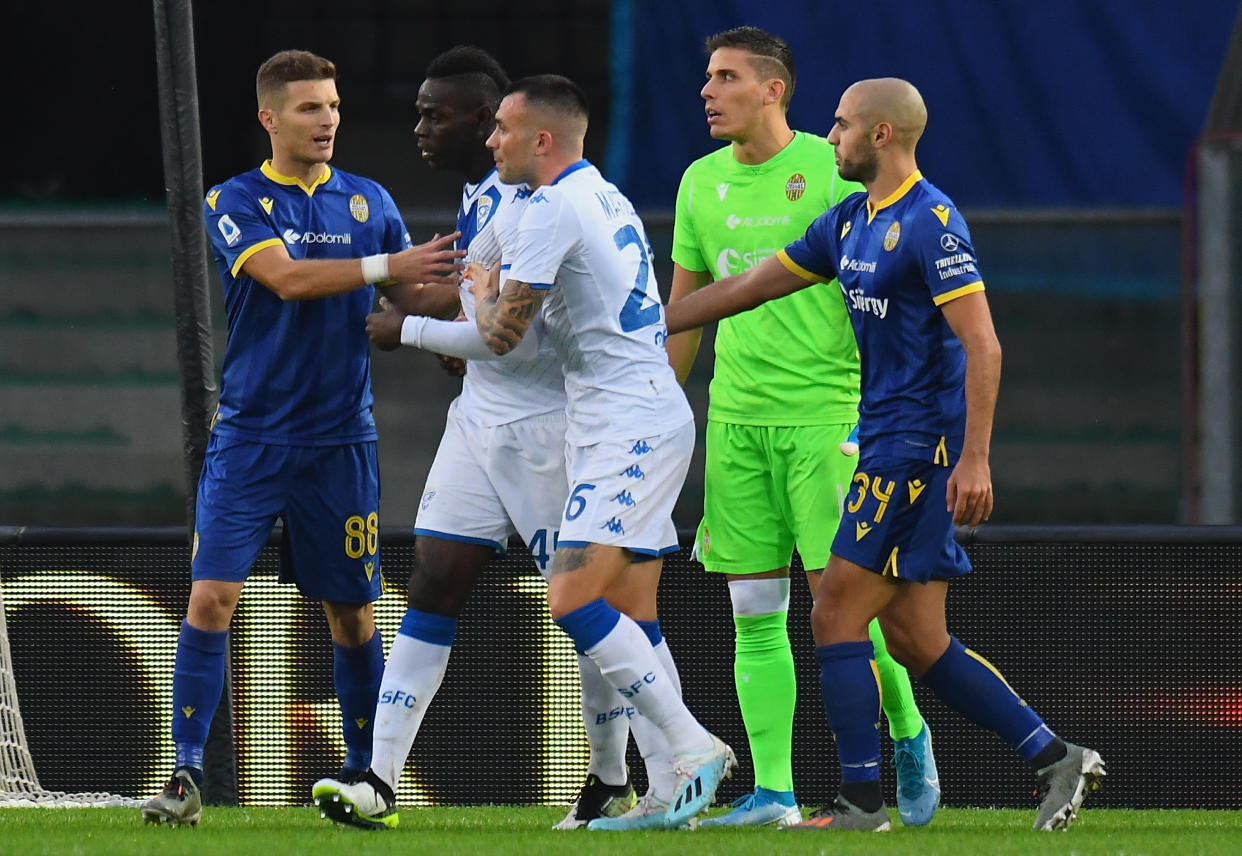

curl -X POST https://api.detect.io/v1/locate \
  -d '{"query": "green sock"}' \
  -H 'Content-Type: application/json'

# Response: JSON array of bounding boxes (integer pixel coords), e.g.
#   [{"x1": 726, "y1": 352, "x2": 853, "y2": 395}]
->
[
  {"x1": 869, "y1": 618, "x2": 923, "y2": 741},
  {"x1": 734, "y1": 610, "x2": 796, "y2": 793}
]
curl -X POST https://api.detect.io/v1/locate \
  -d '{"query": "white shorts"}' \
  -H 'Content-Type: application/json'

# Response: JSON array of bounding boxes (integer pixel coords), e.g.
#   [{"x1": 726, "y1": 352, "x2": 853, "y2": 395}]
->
[
  {"x1": 415, "y1": 398, "x2": 570, "y2": 578},
  {"x1": 559, "y1": 419, "x2": 694, "y2": 557}
]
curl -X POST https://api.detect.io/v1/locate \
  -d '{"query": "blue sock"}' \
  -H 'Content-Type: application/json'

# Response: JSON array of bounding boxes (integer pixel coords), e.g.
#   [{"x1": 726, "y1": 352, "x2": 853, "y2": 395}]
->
[
  {"x1": 171, "y1": 619, "x2": 229, "y2": 772},
  {"x1": 816, "y1": 641, "x2": 883, "y2": 784},
  {"x1": 920, "y1": 636, "x2": 1056, "y2": 761},
  {"x1": 554, "y1": 599, "x2": 621, "y2": 653},
  {"x1": 399, "y1": 607, "x2": 458, "y2": 645},
  {"x1": 635, "y1": 619, "x2": 663, "y2": 647},
  {"x1": 334, "y1": 629, "x2": 385, "y2": 774}
]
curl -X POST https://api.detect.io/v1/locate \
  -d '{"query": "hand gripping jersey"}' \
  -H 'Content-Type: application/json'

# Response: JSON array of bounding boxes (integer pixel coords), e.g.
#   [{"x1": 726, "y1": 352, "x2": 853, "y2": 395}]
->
[
  {"x1": 506, "y1": 161, "x2": 693, "y2": 445},
  {"x1": 203, "y1": 161, "x2": 412, "y2": 445},
  {"x1": 454, "y1": 168, "x2": 567, "y2": 426},
  {"x1": 672, "y1": 132, "x2": 862, "y2": 425},
  {"x1": 779, "y1": 171, "x2": 985, "y2": 463}
]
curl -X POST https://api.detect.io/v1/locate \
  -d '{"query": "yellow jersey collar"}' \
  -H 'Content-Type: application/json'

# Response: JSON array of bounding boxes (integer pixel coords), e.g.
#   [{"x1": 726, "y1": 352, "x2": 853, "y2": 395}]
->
[
  {"x1": 260, "y1": 160, "x2": 333, "y2": 196},
  {"x1": 866, "y1": 169, "x2": 923, "y2": 224}
]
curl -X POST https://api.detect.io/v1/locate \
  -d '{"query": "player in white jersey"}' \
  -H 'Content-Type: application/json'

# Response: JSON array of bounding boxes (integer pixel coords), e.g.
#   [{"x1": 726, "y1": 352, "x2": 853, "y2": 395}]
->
[
  {"x1": 472, "y1": 73, "x2": 736, "y2": 831},
  {"x1": 310, "y1": 47, "x2": 668, "y2": 832}
]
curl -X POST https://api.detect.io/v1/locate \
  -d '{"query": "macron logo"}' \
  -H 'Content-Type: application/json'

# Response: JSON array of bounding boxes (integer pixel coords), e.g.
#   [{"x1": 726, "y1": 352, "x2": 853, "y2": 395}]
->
[
  {"x1": 717, "y1": 183, "x2": 729, "y2": 201},
  {"x1": 283, "y1": 228, "x2": 302, "y2": 244}
]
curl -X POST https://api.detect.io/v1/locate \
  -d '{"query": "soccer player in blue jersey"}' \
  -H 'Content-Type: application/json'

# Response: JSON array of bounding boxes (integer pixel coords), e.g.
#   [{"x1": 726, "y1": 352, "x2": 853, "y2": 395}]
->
[
  {"x1": 139, "y1": 49, "x2": 464, "y2": 828},
  {"x1": 664, "y1": 78, "x2": 1105, "y2": 832}
]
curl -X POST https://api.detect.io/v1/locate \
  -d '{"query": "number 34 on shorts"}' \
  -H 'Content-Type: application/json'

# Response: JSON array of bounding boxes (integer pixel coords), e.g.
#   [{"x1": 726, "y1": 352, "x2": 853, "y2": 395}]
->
[{"x1": 831, "y1": 460, "x2": 965, "y2": 582}]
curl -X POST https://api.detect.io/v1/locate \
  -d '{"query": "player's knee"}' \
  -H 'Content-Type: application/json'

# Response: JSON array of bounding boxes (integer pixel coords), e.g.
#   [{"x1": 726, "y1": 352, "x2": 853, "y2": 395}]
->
[
  {"x1": 322, "y1": 601, "x2": 374, "y2": 646},
  {"x1": 810, "y1": 596, "x2": 841, "y2": 643},
  {"x1": 406, "y1": 541, "x2": 490, "y2": 615},
  {"x1": 187, "y1": 581, "x2": 241, "y2": 631}
]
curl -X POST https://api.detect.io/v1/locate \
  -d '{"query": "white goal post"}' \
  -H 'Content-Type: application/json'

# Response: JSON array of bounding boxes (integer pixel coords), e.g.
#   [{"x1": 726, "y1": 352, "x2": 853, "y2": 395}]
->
[{"x1": 0, "y1": 581, "x2": 139, "y2": 808}]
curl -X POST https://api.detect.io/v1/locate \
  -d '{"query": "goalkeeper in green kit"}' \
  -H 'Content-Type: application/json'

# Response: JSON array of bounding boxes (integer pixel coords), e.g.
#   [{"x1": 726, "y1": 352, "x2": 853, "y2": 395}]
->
[{"x1": 666, "y1": 26, "x2": 940, "y2": 828}]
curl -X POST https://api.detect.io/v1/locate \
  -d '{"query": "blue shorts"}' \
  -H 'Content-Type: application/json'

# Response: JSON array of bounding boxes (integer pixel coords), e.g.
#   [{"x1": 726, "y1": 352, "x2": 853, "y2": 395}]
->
[
  {"x1": 192, "y1": 434, "x2": 382, "y2": 603},
  {"x1": 830, "y1": 458, "x2": 971, "y2": 583}
]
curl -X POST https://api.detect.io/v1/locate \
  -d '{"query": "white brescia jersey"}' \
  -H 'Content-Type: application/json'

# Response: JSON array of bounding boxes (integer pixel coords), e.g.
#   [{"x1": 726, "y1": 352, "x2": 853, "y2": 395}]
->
[
  {"x1": 506, "y1": 161, "x2": 693, "y2": 445},
  {"x1": 455, "y1": 168, "x2": 566, "y2": 426}
]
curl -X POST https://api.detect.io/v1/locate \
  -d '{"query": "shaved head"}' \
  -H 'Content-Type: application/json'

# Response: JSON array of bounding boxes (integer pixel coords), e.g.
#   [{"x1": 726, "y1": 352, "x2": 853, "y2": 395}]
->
[{"x1": 846, "y1": 78, "x2": 927, "y2": 148}]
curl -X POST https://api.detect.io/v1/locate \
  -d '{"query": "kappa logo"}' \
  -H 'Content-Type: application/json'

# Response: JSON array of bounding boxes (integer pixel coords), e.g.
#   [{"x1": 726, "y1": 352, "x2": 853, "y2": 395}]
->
[
  {"x1": 613, "y1": 490, "x2": 636, "y2": 508},
  {"x1": 931, "y1": 204, "x2": 951, "y2": 227},
  {"x1": 259, "y1": 197, "x2": 274, "y2": 215},
  {"x1": 601, "y1": 517, "x2": 625, "y2": 534},
  {"x1": 623, "y1": 464, "x2": 645, "y2": 479},
  {"x1": 716, "y1": 182, "x2": 729, "y2": 201},
  {"x1": 421, "y1": 490, "x2": 436, "y2": 511}
]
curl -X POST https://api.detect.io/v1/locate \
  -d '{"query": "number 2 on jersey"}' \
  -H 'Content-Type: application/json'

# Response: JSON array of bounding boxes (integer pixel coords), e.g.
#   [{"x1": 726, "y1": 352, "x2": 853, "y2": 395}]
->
[{"x1": 614, "y1": 224, "x2": 661, "y2": 332}]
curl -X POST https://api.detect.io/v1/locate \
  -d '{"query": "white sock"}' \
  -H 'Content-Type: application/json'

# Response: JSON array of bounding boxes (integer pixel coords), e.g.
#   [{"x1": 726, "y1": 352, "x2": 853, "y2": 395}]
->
[
  {"x1": 632, "y1": 638, "x2": 682, "y2": 801},
  {"x1": 370, "y1": 631, "x2": 452, "y2": 792},
  {"x1": 578, "y1": 653, "x2": 631, "y2": 785},
  {"x1": 583, "y1": 613, "x2": 711, "y2": 757}
]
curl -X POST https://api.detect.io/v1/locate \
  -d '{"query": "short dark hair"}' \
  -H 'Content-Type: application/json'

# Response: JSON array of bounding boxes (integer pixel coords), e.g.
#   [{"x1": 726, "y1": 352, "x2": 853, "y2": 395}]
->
[
  {"x1": 505, "y1": 74, "x2": 589, "y2": 123},
  {"x1": 256, "y1": 49, "x2": 336, "y2": 107},
  {"x1": 705, "y1": 26, "x2": 796, "y2": 107},
  {"x1": 425, "y1": 45, "x2": 510, "y2": 107}
]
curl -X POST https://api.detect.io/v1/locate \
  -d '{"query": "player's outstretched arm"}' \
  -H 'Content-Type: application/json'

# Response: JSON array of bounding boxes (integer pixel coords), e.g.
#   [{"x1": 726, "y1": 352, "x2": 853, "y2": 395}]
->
[
  {"x1": 366, "y1": 296, "x2": 540, "y2": 362},
  {"x1": 471, "y1": 262, "x2": 546, "y2": 356},
  {"x1": 665, "y1": 264, "x2": 712, "y2": 384},
  {"x1": 663, "y1": 253, "x2": 811, "y2": 335},
  {"x1": 240, "y1": 232, "x2": 465, "y2": 302},
  {"x1": 381, "y1": 281, "x2": 461, "y2": 320},
  {"x1": 385, "y1": 232, "x2": 467, "y2": 286},
  {"x1": 941, "y1": 290, "x2": 1002, "y2": 527}
]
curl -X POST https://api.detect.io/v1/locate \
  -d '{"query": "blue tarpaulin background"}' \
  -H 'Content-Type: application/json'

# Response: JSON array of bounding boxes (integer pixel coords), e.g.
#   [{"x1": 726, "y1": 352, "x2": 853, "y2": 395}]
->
[{"x1": 606, "y1": 0, "x2": 1238, "y2": 208}]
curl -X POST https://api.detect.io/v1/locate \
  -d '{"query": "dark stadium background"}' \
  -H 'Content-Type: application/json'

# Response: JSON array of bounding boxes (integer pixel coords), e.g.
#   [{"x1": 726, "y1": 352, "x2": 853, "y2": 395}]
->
[{"x1": 3, "y1": 0, "x2": 1237, "y2": 528}]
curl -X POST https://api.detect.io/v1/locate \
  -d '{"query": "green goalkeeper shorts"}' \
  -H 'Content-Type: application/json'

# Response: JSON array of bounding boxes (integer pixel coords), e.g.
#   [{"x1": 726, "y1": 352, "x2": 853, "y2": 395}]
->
[{"x1": 695, "y1": 421, "x2": 857, "y2": 574}]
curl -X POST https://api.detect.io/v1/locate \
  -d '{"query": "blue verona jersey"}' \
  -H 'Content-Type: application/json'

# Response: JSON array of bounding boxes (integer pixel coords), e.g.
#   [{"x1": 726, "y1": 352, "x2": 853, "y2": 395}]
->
[
  {"x1": 779, "y1": 170, "x2": 984, "y2": 463},
  {"x1": 203, "y1": 161, "x2": 413, "y2": 445}
]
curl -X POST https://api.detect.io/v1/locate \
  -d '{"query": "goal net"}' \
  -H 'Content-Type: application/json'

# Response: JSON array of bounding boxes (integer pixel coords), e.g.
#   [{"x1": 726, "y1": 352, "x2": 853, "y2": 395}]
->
[{"x1": 0, "y1": 581, "x2": 140, "y2": 807}]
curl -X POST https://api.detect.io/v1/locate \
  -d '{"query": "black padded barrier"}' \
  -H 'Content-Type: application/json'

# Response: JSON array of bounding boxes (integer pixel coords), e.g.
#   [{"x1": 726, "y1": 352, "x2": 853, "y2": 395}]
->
[{"x1": 1, "y1": 525, "x2": 1238, "y2": 808}]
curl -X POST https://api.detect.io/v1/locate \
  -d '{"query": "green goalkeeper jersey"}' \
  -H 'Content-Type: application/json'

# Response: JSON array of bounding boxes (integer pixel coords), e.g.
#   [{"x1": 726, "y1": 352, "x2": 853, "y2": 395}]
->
[{"x1": 672, "y1": 131, "x2": 862, "y2": 425}]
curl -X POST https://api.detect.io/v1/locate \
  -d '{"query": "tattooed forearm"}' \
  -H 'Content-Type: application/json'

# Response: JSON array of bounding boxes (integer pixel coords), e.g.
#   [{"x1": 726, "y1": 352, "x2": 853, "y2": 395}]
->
[{"x1": 475, "y1": 279, "x2": 544, "y2": 354}]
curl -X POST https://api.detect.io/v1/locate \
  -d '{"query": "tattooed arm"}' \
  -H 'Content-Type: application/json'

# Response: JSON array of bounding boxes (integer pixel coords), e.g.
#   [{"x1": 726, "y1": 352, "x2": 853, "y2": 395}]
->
[{"x1": 472, "y1": 260, "x2": 548, "y2": 355}]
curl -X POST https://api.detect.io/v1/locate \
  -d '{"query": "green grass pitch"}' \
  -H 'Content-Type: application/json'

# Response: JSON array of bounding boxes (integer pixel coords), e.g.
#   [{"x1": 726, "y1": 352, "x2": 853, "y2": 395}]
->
[{"x1": 0, "y1": 807, "x2": 1239, "y2": 856}]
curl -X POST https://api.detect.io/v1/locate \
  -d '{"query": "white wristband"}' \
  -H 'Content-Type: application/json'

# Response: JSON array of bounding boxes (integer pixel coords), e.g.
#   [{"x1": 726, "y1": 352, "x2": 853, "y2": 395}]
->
[{"x1": 360, "y1": 253, "x2": 390, "y2": 284}]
